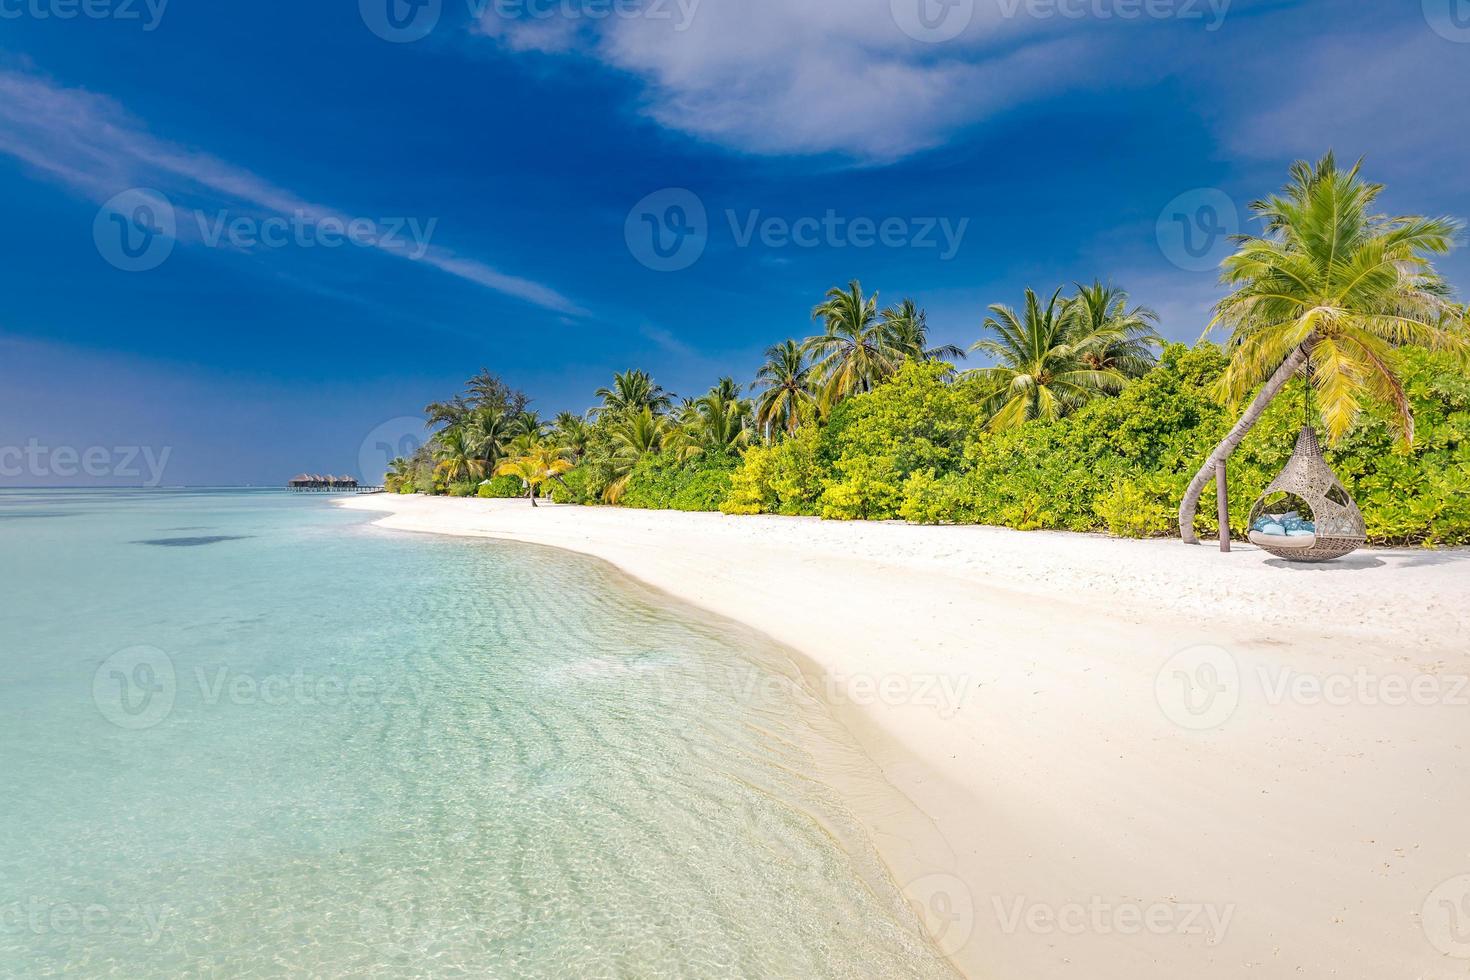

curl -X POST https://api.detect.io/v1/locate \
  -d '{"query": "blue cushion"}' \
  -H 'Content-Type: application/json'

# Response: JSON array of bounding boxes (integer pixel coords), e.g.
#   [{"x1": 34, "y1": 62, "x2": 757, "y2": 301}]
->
[{"x1": 1258, "y1": 522, "x2": 1286, "y2": 536}]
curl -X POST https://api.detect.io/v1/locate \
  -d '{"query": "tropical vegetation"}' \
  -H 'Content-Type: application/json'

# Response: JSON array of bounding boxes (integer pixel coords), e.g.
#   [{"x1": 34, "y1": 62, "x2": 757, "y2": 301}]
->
[{"x1": 380, "y1": 156, "x2": 1469, "y2": 547}]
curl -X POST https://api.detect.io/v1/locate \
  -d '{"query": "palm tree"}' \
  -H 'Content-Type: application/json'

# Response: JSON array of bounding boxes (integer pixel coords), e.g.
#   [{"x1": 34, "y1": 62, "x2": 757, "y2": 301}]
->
[
  {"x1": 433, "y1": 426, "x2": 486, "y2": 485},
  {"x1": 1068, "y1": 281, "x2": 1162, "y2": 377},
  {"x1": 494, "y1": 444, "x2": 573, "y2": 507},
  {"x1": 882, "y1": 299, "x2": 967, "y2": 365},
  {"x1": 709, "y1": 377, "x2": 743, "y2": 402},
  {"x1": 602, "y1": 407, "x2": 669, "y2": 502},
  {"x1": 465, "y1": 408, "x2": 511, "y2": 474},
  {"x1": 753, "y1": 339, "x2": 817, "y2": 439},
  {"x1": 553, "y1": 412, "x2": 593, "y2": 461},
  {"x1": 806, "y1": 280, "x2": 901, "y2": 409},
  {"x1": 670, "y1": 390, "x2": 753, "y2": 458},
  {"x1": 512, "y1": 411, "x2": 546, "y2": 442},
  {"x1": 593, "y1": 369, "x2": 674, "y2": 418},
  {"x1": 384, "y1": 457, "x2": 413, "y2": 493},
  {"x1": 967, "y1": 287, "x2": 1131, "y2": 431},
  {"x1": 1178, "y1": 154, "x2": 1469, "y2": 543}
]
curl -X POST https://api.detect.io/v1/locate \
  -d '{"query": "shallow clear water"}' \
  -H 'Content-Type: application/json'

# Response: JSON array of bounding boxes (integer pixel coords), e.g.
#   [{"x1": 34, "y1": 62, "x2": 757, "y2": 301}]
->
[{"x1": 0, "y1": 490, "x2": 954, "y2": 978}]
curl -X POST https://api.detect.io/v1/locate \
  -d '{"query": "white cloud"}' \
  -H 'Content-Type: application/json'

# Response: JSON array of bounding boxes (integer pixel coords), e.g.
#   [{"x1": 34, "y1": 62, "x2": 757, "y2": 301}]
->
[
  {"x1": 1218, "y1": 27, "x2": 1470, "y2": 185},
  {"x1": 474, "y1": 0, "x2": 1105, "y2": 161},
  {"x1": 0, "y1": 69, "x2": 586, "y2": 315}
]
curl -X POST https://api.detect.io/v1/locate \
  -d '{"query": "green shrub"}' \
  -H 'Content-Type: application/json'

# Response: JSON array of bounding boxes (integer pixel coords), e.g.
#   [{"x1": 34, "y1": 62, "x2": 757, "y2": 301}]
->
[
  {"x1": 722, "y1": 442, "x2": 778, "y2": 515},
  {"x1": 819, "y1": 454, "x2": 904, "y2": 520},
  {"x1": 621, "y1": 451, "x2": 739, "y2": 512},
  {"x1": 548, "y1": 466, "x2": 593, "y2": 505},
  {"x1": 477, "y1": 475, "x2": 526, "y2": 499},
  {"x1": 1093, "y1": 477, "x2": 1175, "y2": 538},
  {"x1": 817, "y1": 361, "x2": 989, "y2": 521},
  {"x1": 899, "y1": 469, "x2": 970, "y2": 525},
  {"x1": 720, "y1": 343, "x2": 1470, "y2": 544},
  {"x1": 447, "y1": 481, "x2": 477, "y2": 498},
  {"x1": 723, "y1": 424, "x2": 826, "y2": 516}
]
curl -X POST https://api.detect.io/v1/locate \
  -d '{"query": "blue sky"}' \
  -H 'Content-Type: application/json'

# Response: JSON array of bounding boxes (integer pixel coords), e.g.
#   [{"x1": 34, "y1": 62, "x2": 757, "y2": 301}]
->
[{"x1": 1, "y1": 0, "x2": 1468, "y2": 485}]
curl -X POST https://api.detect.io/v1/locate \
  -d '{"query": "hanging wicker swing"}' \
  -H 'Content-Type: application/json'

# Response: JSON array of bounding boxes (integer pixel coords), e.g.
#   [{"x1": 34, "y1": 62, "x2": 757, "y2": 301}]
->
[{"x1": 1246, "y1": 425, "x2": 1367, "y2": 562}]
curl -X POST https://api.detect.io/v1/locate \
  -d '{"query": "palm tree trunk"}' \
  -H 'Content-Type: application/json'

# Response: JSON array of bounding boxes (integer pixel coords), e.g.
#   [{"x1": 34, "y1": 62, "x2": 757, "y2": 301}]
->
[{"x1": 1179, "y1": 344, "x2": 1310, "y2": 544}]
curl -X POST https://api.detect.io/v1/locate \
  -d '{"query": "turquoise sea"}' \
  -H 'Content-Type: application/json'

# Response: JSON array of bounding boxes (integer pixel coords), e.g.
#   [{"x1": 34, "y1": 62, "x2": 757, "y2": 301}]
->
[{"x1": 0, "y1": 490, "x2": 955, "y2": 978}]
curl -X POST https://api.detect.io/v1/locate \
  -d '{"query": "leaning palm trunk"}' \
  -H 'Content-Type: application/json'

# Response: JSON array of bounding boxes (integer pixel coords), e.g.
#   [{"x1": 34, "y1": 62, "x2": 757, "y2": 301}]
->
[{"x1": 1179, "y1": 344, "x2": 1310, "y2": 544}]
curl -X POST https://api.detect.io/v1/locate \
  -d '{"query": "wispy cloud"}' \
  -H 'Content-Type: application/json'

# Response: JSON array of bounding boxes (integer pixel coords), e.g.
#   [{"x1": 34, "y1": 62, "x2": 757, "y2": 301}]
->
[
  {"x1": 471, "y1": 0, "x2": 1114, "y2": 162},
  {"x1": 1218, "y1": 27, "x2": 1470, "y2": 184},
  {"x1": 0, "y1": 68, "x2": 586, "y2": 315}
]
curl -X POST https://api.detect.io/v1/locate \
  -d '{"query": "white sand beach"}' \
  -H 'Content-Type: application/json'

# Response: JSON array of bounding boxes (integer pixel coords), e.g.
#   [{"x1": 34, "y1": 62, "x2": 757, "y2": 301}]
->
[{"x1": 339, "y1": 494, "x2": 1470, "y2": 980}]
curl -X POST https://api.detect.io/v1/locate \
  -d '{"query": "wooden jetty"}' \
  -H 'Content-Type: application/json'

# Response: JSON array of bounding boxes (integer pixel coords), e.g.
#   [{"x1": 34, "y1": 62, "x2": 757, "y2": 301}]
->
[{"x1": 287, "y1": 474, "x2": 384, "y2": 494}]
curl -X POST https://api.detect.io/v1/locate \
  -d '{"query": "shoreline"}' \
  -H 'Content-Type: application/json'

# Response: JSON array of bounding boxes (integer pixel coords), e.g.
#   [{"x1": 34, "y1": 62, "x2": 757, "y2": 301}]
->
[{"x1": 337, "y1": 494, "x2": 1470, "y2": 979}]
